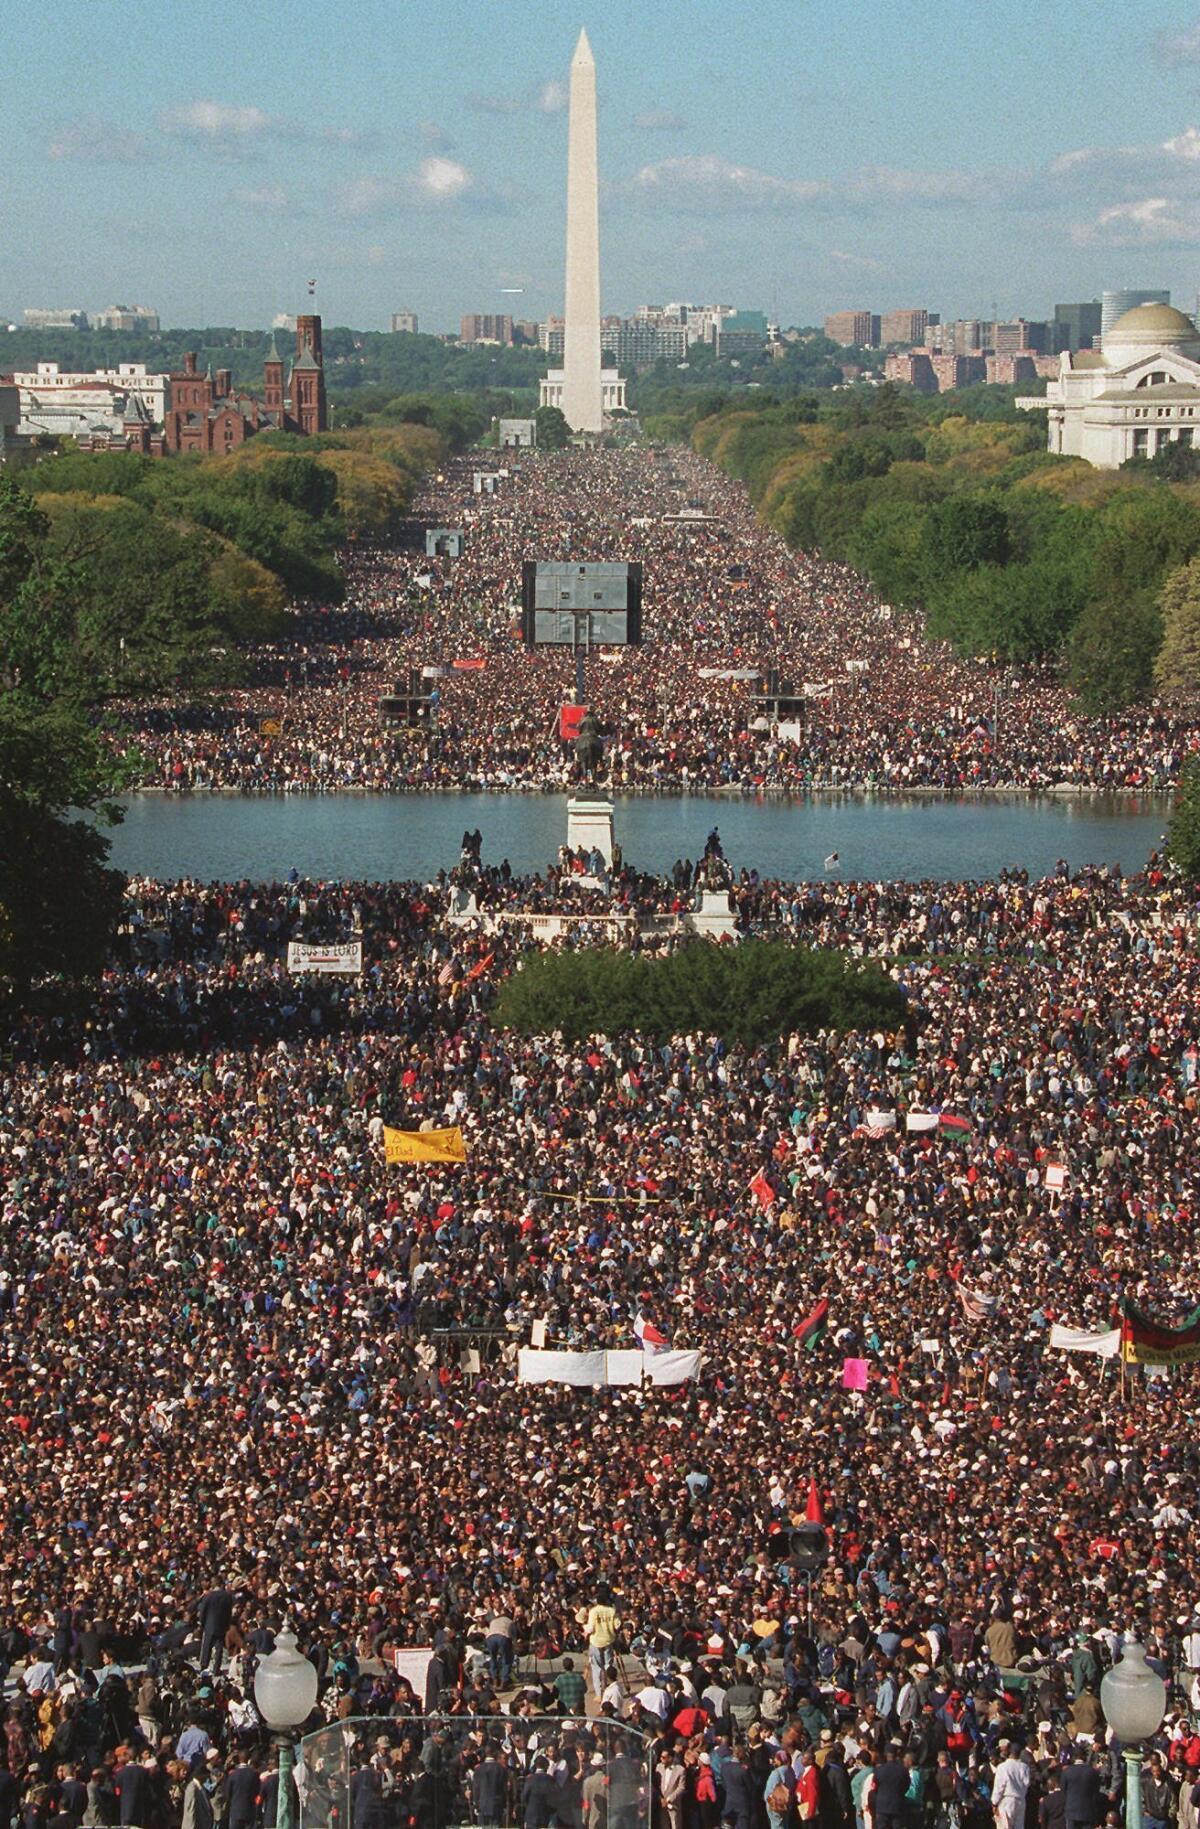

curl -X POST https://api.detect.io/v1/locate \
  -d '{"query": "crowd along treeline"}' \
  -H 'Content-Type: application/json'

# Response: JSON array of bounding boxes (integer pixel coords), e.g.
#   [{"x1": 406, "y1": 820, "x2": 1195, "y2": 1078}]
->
[
  {"x1": 648, "y1": 384, "x2": 1200, "y2": 714},
  {"x1": 0, "y1": 424, "x2": 441, "y2": 988}
]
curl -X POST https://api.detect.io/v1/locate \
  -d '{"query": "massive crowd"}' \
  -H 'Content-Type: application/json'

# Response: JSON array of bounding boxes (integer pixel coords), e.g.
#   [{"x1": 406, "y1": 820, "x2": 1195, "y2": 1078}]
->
[
  {"x1": 117, "y1": 449, "x2": 1194, "y2": 795},
  {"x1": 3, "y1": 846, "x2": 1200, "y2": 1829}
]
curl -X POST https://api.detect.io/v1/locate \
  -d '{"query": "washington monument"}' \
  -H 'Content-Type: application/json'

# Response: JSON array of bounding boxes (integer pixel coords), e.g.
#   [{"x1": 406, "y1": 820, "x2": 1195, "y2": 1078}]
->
[{"x1": 560, "y1": 28, "x2": 604, "y2": 433}]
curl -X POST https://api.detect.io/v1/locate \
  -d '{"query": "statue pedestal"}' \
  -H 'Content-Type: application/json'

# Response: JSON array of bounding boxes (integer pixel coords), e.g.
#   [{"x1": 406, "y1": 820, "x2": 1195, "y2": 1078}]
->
[
  {"x1": 567, "y1": 796, "x2": 615, "y2": 867},
  {"x1": 447, "y1": 888, "x2": 479, "y2": 925},
  {"x1": 691, "y1": 888, "x2": 739, "y2": 940}
]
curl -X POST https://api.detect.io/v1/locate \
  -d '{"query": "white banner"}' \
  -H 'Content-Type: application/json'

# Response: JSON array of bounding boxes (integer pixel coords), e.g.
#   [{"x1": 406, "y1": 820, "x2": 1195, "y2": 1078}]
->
[
  {"x1": 606, "y1": 1350, "x2": 646, "y2": 1386},
  {"x1": 698, "y1": 667, "x2": 760, "y2": 680},
  {"x1": 646, "y1": 1350, "x2": 703, "y2": 1386},
  {"x1": 906, "y1": 1111, "x2": 938, "y2": 1133},
  {"x1": 1048, "y1": 1324, "x2": 1122, "y2": 1359},
  {"x1": 518, "y1": 1349, "x2": 606, "y2": 1387},
  {"x1": 515, "y1": 1348, "x2": 702, "y2": 1387},
  {"x1": 287, "y1": 940, "x2": 362, "y2": 975}
]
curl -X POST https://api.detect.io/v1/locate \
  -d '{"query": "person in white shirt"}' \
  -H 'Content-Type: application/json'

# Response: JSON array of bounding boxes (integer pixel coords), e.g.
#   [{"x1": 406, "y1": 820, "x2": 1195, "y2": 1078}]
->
[
  {"x1": 636, "y1": 1680, "x2": 669, "y2": 1722},
  {"x1": 991, "y1": 1744, "x2": 1031, "y2": 1829}
]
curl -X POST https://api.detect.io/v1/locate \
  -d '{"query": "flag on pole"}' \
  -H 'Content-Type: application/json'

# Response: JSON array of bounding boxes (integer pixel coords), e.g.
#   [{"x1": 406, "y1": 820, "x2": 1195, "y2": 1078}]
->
[
  {"x1": 793, "y1": 1297, "x2": 829, "y2": 1350},
  {"x1": 384, "y1": 1125, "x2": 467, "y2": 1165},
  {"x1": 823, "y1": 852, "x2": 839, "y2": 871},
  {"x1": 749, "y1": 1168, "x2": 776, "y2": 1210},
  {"x1": 465, "y1": 952, "x2": 495, "y2": 982},
  {"x1": 634, "y1": 1313, "x2": 670, "y2": 1354},
  {"x1": 938, "y1": 1112, "x2": 972, "y2": 1135}
]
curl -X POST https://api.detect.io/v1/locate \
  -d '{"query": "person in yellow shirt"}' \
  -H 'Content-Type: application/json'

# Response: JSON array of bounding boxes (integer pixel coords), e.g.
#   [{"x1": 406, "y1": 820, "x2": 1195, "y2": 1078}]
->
[{"x1": 578, "y1": 1584, "x2": 621, "y2": 1699}]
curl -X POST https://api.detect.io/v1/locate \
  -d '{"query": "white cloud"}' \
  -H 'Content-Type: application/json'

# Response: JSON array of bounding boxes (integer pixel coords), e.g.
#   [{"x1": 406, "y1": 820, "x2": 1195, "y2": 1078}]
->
[
  {"x1": 417, "y1": 156, "x2": 470, "y2": 199},
  {"x1": 336, "y1": 158, "x2": 492, "y2": 218},
  {"x1": 467, "y1": 80, "x2": 570, "y2": 118},
  {"x1": 634, "y1": 108, "x2": 688, "y2": 132},
  {"x1": 843, "y1": 164, "x2": 992, "y2": 204},
  {"x1": 1157, "y1": 22, "x2": 1200, "y2": 62},
  {"x1": 47, "y1": 120, "x2": 156, "y2": 163},
  {"x1": 159, "y1": 99, "x2": 271, "y2": 141},
  {"x1": 1163, "y1": 125, "x2": 1200, "y2": 159},
  {"x1": 1072, "y1": 195, "x2": 1200, "y2": 245},
  {"x1": 624, "y1": 154, "x2": 824, "y2": 211},
  {"x1": 829, "y1": 249, "x2": 889, "y2": 273},
  {"x1": 156, "y1": 99, "x2": 375, "y2": 155}
]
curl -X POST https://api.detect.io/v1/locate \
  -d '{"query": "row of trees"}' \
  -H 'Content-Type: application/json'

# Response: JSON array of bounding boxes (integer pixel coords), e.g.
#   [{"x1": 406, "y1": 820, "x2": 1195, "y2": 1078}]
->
[
  {"x1": 669, "y1": 384, "x2": 1200, "y2": 711},
  {"x1": 1, "y1": 423, "x2": 442, "y2": 992}
]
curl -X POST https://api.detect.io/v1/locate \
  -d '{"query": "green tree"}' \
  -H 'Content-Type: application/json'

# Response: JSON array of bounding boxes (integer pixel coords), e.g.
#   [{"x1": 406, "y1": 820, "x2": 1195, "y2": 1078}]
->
[
  {"x1": 0, "y1": 476, "x2": 136, "y2": 989},
  {"x1": 534, "y1": 406, "x2": 571, "y2": 450},
  {"x1": 921, "y1": 495, "x2": 1011, "y2": 578},
  {"x1": 1068, "y1": 590, "x2": 1162, "y2": 712},
  {"x1": 1168, "y1": 754, "x2": 1200, "y2": 880},
  {"x1": 1156, "y1": 556, "x2": 1200, "y2": 701}
]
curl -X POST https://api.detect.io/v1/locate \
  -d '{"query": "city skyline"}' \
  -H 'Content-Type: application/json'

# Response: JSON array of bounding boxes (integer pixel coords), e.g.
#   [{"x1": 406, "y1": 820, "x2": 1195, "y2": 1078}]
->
[{"x1": 11, "y1": 0, "x2": 1200, "y2": 330}]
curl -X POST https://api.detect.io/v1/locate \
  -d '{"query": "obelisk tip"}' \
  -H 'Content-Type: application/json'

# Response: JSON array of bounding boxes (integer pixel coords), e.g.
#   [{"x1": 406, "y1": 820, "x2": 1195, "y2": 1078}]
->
[{"x1": 572, "y1": 27, "x2": 594, "y2": 66}]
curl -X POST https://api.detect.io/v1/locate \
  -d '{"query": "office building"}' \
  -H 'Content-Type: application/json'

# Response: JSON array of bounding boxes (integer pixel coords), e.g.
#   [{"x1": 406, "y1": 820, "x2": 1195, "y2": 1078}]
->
[
  {"x1": 92, "y1": 304, "x2": 160, "y2": 333},
  {"x1": 824, "y1": 310, "x2": 881, "y2": 348},
  {"x1": 992, "y1": 319, "x2": 1051, "y2": 356},
  {"x1": 22, "y1": 308, "x2": 89, "y2": 330},
  {"x1": 880, "y1": 309, "x2": 931, "y2": 346},
  {"x1": 1101, "y1": 289, "x2": 1170, "y2": 341},
  {"x1": 460, "y1": 313, "x2": 514, "y2": 345},
  {"x1": 1053, "y1": 302, "x2": 1102, "y2": 353}
]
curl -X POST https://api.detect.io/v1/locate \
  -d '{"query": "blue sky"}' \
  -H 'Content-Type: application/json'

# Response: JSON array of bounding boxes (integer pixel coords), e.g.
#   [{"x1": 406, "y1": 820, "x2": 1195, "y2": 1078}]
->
[{"x1": 10, "y1": 0, "x2": 1200, "y2": 331}]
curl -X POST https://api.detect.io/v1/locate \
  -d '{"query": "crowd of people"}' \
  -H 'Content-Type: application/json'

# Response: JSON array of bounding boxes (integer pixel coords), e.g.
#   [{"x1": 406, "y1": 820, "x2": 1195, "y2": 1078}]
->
[
  {"x1": 3, "y1": 840, "x2": 1200, "y2": 1829},
  {"x1": 115, "y1": 448, "x2": 1196, "y2": 796}
]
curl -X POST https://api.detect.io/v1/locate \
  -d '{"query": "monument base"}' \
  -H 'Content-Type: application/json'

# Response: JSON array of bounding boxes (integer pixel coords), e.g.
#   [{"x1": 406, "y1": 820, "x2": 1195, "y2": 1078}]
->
[
  {"x1": 447, "y1": 888, "x2": 480, "y2": 925},
  {"x1": 566, "y1": 795, "x2": 615, "y2": 867},
  {"x1": 691, "y1": 888, "x2": 739, "y2": 941}
]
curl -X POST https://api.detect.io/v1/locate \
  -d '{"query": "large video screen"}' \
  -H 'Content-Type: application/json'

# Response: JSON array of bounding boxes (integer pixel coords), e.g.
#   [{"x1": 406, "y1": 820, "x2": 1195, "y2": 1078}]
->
[{"x1": 521, "y1": 561, "x2": 643, "y2": 646}]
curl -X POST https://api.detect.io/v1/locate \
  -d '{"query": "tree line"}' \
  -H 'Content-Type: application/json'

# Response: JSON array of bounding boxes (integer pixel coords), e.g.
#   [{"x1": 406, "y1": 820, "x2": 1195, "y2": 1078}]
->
[
  {"x1": 654, "y1": 383, "x2": 1200, "y2": 712},
  {"x1": 0, "y1": 424, "x2": 441, "y2": 992}
]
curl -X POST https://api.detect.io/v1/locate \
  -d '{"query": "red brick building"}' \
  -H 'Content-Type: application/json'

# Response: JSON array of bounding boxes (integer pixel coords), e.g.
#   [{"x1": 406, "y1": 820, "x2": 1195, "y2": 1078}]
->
[{"x1": 163, "y1": 319, "x2": 328, "y2": 453}]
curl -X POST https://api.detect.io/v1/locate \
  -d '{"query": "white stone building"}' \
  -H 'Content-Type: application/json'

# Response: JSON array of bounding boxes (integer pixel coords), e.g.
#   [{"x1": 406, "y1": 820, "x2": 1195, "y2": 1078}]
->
[
  {"x1": 539, "y1": 369, "x2": 627, "y2": 418},
  {"x1": 10, "y1": 362, "x2": 169, "y2": 439},
  {"x1": 1018, "y1": 302, "x2": 1200, "y2": 468}
]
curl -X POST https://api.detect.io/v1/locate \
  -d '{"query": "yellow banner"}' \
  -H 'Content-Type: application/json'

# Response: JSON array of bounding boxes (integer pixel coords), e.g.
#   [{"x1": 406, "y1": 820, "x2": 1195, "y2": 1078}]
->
[{"x1": 384, "y1": 1125, "x2": 467, "y2": 1165}]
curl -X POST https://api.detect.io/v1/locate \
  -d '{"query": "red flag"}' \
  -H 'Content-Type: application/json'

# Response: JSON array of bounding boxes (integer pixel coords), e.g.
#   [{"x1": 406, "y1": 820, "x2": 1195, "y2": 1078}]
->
[
  {"x1": 806, "y1": 1476, "x2": 824, "y2": 1525},
  {"x1": 749, "y1": 1169, "x2": 775, "y2": 1211},
  {"x1": 465, "y1": 952, "x2": 495, "y2": 983},
  {"x1": 560, "y1": 703, "x2": 586, "y2": 742}
]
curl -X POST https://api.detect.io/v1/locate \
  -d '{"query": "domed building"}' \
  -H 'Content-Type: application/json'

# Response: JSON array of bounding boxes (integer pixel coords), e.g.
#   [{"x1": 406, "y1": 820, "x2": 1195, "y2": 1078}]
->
[{"x1": 1018, "y1": 301, "x2": 1200, "y2": 467}]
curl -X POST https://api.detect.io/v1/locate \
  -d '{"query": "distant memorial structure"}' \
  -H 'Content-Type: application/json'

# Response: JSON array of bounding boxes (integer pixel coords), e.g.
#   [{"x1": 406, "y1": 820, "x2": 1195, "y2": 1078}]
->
[{"x1": 539, "y1": 30, "x2": 626, "y2": 432}]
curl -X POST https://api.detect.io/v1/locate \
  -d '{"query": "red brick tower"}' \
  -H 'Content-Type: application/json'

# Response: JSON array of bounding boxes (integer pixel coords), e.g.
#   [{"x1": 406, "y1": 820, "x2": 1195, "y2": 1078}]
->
[
  {"x1": 262, "y1": 333, "x2": 285, "y2": 424},
  {"x1": 289, "y1": 314, "x2": 327, "y2": 435}
]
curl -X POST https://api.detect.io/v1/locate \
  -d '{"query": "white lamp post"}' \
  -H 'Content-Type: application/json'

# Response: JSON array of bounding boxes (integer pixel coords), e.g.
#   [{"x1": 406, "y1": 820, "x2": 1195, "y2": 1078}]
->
[
  {"x1": 1100, "y1": 1639, "x2": 1166, "y2": 1829},
  {"x1": 254, "y1": 1627, "x2": 319, "y2": 1829}
]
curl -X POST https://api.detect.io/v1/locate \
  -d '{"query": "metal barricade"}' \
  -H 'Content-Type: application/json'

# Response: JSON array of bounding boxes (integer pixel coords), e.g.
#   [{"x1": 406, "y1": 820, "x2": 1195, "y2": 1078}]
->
[{"x1": 299, "y1": 1713, "x2": 652, "y2": 1829}]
